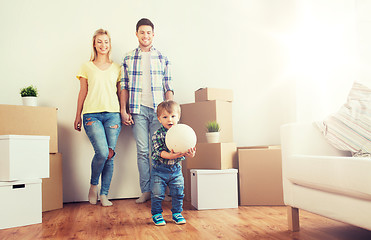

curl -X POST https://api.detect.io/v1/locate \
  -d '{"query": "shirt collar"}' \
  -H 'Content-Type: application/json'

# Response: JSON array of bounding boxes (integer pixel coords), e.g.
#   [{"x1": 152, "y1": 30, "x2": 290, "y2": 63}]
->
[
  {"x1": 160, "y1": 125, "x2": 168, "y2": 132},
  {"x1": 137, "y1": 46, "x2": 155, "y2": 53}
]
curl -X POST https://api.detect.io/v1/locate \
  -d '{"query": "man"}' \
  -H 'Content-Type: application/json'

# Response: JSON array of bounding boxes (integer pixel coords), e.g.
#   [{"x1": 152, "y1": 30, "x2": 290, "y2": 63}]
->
[{"x1": 120, "y1": 18, "x2": 174, "y2": 203}]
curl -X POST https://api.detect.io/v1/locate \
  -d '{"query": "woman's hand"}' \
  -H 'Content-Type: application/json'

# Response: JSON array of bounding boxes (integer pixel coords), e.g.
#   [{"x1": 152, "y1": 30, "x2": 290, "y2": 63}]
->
[{"x1": 74, "y1": 116, "x2": 82, "y2": 131}]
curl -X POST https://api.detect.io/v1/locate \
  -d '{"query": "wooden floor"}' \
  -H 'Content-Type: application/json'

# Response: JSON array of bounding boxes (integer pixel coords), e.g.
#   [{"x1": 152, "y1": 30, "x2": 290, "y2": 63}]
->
[{"x1": 1, "y1": 199, "x2": 371, "y2": 240}]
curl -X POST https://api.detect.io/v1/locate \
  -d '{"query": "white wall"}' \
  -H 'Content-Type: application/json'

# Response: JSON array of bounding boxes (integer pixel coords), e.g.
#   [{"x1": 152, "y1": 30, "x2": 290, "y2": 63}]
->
[{"x1": 0, "y1": 0, "x2": 365, "y2": 202}]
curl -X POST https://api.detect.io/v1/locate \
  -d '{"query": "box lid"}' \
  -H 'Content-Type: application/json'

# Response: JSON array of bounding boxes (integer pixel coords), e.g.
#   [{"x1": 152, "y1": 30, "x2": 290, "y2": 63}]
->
[
  {"x1": 237, "y1": 145, "x2": 280, "y2": 150},
  {"x1": 0, "y1": 135, "x2": 50, "y2": 140},
  {"x1": 190, "y1": 169, "x2": 238, "y2": 175},
  {"x1": 0, "y1": 179, "x2": 42, "y2": 187}
]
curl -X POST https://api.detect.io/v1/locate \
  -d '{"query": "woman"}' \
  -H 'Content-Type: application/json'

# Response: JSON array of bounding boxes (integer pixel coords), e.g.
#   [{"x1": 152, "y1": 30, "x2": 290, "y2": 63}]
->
[{"x1": 74, "y1": 29, "x2": 122, "y2": 207}]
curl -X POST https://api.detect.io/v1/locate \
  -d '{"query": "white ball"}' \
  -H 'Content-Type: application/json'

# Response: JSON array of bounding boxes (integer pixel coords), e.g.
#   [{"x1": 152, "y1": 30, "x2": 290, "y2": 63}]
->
[{"x1": 165, "y1": 124, "x2": 197, "y2": 153}]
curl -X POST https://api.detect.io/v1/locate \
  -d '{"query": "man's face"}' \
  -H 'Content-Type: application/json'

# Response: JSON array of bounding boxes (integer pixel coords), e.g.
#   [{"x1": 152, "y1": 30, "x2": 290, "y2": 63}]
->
[{"x1": 136, "y1": 25, "x2": 154, "y2": 50}]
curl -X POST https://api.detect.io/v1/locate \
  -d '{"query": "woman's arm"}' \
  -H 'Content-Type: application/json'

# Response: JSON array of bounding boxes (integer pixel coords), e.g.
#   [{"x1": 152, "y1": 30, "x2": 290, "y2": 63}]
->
[
  {"x1": 119, "y1": 88, "x2": 134, "y2": 125},
  {"x1": 74, "y1": 77, "x2": 88, "y2": 131}
]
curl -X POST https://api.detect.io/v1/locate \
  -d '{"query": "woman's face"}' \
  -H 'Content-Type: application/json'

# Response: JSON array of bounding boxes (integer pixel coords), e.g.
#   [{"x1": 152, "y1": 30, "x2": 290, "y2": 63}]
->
[{"x1": 94, "y1": 34, "x2": 110, "y2": 56}]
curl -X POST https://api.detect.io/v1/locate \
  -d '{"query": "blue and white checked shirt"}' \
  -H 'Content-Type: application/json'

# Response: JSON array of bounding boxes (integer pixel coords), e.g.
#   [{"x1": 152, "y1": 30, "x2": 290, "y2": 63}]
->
[{"x1": 121, "y1": 46, "x2": 174, "y2": 114}]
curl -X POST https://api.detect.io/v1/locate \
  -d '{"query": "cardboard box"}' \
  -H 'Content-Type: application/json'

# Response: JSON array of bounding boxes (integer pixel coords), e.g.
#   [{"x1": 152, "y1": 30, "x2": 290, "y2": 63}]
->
[
  {"x1": 0, "y1": 135, "x2": 50, "y2": 181},
  {"x1": 42, "y1": 153, "x2": 63, "y2": 212},
  {"x1": 0, "y1": 104, "x2": 58, "y2": 153},
  {"x1": 180, "y1": 101, "x2": 233, "y2": 143},
  {"x1": 182, "y1": 142, "x2": 237, "y2": 201},
  {"x1": 190, "y1": 169, "x2": 238, "y2": 210},
  {"x1": 195, "y1": 88, "x2": 233, "y2": 102},
  {"x1": 0, "y1": 179, "x2": 42, "y2": 229},
  {"x1": 186, "y1": 142, "x2": 237, "y2": 170},
  {"x1": 238, "y1": 146, "x2": 284, "y2": 205}
]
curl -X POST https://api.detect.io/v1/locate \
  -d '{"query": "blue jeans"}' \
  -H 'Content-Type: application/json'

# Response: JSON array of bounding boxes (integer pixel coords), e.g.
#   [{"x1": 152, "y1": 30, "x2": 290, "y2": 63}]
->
[
  {"x1": 151, "y1": 162, "x2": 184, "y2": 215},
  {"x1": 132, "y1": 105, "x2": 161, "y2": 193},
  {"x1": 83, "y1": 112, "x2": 121, "y2": 196}
]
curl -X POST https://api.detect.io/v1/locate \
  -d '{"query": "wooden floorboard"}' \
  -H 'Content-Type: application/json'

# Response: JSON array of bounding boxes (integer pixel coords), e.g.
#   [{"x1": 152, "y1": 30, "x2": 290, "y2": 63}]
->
[{"x1": 1, "y1": 199, "x2": 371, "y2": 240}]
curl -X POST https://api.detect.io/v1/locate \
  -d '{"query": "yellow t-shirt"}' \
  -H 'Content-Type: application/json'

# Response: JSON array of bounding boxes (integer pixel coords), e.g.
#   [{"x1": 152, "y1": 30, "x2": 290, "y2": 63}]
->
[{"x1": 76, "y1": 61, "x2": 121, "y2": 114}]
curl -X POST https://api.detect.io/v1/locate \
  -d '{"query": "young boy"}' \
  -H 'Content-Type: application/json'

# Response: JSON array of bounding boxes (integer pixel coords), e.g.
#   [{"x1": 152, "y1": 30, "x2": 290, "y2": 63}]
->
[{"x1": 151, "y1": 100, "x2": 196, "y2": 226}]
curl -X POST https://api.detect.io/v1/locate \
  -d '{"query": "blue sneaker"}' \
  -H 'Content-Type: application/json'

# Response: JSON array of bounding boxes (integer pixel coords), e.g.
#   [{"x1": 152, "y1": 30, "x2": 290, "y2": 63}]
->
[
  {"x1": 172, "y1": 213, "x2": 186, "y2": 225},
  {"x1": 152, "y1": 214, "x2": 166, "y2": 226}
]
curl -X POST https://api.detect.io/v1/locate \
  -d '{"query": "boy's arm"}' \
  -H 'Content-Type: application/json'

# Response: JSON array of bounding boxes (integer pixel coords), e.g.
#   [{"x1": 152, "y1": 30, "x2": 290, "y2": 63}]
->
[
  {"x1": 161, "y1": 150, "x2": 184, "y2": 160},
  {"x1": 152, "y1": 132, "x2": 167, "y2": 160}
]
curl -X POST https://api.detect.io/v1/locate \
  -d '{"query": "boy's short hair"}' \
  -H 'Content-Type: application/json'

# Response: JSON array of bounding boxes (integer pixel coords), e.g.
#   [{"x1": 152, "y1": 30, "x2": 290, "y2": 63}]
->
[
  {"x1": 136, "y1": 18, "x2": 154, "y2": 32},
  {"x1": 157, "y1": 100, "x2": 181, "y2": 117}
]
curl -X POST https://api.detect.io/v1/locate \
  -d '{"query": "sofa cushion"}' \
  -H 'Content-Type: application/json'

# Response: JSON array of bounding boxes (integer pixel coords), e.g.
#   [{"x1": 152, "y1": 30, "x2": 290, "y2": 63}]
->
[
  {"x1": 316, "y1": 82, "x2": 371, "y2": 155},
  {"x1": 287, "y1": 154, "x2": 371, "y2": 200}
]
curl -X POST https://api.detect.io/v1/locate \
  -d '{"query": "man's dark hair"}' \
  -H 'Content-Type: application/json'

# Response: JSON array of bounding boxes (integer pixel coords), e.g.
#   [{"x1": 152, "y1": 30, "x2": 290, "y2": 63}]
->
[{"x1": 136, "y1": 18, "x2": 154, "y2": 32}]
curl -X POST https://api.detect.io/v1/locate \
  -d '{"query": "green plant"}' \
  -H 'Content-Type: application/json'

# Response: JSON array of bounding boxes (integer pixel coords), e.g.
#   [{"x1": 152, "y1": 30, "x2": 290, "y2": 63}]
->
[
  {"x1": 20, "y1": 85, "x2": 38, "y2": 97},
  {"x1": 206, "y1": 121, "x2": 220, "y2": 132}
]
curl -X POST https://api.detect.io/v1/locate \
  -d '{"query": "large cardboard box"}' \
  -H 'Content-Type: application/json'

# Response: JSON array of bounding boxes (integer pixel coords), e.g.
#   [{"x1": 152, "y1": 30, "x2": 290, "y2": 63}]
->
[
  {"x1": 0, "y1": 179, "x2": 42, "y2": 229},
  {"x1": 190, "y1": 169, "x2": 238, "y2": 210},
  {"x1": 182, "y1": 142, "x2": 237, "y2": 201},
  {"x1": 238, "y1": 146, "x2": 284, "y2": 206},
  {"x1": 42, "y1": 153, "x2": 63, "y2": 212},
  {"x1": 0, "y1": 135, "x2": 50, "y2": 181},
  {"x1": 0, "y1": 104, "x2": 58, "y2": 153},
  {"x1": 180, "y1": 101, "x2": 233, "y2": 143},
  {"x1": 195, "y1": 88, "x2": 233, "y2": 102}
]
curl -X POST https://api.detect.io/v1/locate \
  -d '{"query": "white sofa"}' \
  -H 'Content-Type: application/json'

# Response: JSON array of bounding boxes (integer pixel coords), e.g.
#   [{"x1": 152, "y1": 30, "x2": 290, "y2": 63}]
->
[{"x1": 280, "y1": 122, "x2": 371, "y2": 231}]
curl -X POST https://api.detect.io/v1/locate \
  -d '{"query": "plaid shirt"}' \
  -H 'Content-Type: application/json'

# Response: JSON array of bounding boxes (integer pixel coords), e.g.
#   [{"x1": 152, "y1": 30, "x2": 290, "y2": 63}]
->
[
  {"x1": 121, "y1": 46, "x2": 174, "y2": 114},
  {"x1": 152, "y1": 126, "x2": 185, "y2": 165}
]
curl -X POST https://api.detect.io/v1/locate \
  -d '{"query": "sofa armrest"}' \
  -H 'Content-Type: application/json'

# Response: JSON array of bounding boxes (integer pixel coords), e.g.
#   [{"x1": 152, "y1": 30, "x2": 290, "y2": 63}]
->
[{"x1": 280, "y1": 122, "x2": 349, "y2": 158}]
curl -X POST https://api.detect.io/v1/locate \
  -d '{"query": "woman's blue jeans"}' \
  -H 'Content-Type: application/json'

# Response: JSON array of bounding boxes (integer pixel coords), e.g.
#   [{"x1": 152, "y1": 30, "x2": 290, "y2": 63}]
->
[
  {"x1": 132, "y1": 105, "x2": 161, "y2": 193},
  {"x1": 83, "y1": 112, "x2": 121, "y2": 196},
  {"x1": 151, "y1": 162, "x2": 184, "y2": 215}
]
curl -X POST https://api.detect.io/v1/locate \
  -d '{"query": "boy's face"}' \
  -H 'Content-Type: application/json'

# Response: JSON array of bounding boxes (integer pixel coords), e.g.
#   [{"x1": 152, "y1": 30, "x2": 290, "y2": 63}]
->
[
  {"x1": 136, "y1": 25, "x2": 154, "y2": 50},
  {"x1": 158, "y1": 110, "x2": 179, "y2": 130}
]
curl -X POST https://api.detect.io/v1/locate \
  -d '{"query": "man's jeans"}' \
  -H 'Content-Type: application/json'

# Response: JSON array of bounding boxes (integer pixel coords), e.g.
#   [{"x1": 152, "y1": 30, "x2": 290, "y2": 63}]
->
[
  {"x1": 83, "y1": 112, "x2": 121, "y2": 196},
  {"x1": 132, "y1": 105, "x2": 161, "y2": 193},
  {"x1": 151, "y1": 162, "x2": 184, "y2": 215}
]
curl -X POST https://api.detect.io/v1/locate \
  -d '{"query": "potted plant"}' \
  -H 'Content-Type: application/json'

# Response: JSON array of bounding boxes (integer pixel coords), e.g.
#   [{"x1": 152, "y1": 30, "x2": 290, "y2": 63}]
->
[
  {"x1": 205, "y1": 121, "x2": 220, "y2": 143},
  {"x1": 20, "y1": 85, "x2": 38, "y2": 106}
]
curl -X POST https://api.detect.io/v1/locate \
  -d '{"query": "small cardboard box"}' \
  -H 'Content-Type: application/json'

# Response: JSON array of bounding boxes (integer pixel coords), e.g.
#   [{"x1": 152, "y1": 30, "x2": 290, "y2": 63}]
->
[
  {"x1": 182, "y1": 142, "x2": 237, "y2": 201},
  {"x1": 42, "y1": 153, "x2": 63, "y2": 212},
  {"x1": 0, "y1": 135, "x2": 50, "y2": 181},
  {"x1": 238, "y1": 146, "x2": 284, "y2": 205},
  {"x1": 190, "y1": 169, "x2": 238, "y2": 210},
  {"x1": 0, "y1": 104, "x2": 58, "y2": 153},
  {"x1": 0, "y1": 179, "x2": 42, "y2": 229},
  {"x1": 195, "y1": 88, "x2": 233, "y2": 102},
  {"x1": 180, "y1": 100, "x2": 233, "y2": 143}
]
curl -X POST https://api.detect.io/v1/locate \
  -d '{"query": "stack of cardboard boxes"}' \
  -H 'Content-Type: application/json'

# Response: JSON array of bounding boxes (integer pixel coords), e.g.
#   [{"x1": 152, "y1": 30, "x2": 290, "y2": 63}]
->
[
  {"x1": 180, "y1": 88, "x2": 238, "y2": 206},
  {"x1": 0, "y1": 105, "x2": 63, "y2": 229}
]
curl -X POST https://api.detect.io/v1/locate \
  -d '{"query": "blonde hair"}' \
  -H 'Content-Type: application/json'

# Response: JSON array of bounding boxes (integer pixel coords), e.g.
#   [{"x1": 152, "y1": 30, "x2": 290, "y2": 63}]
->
[
  {"x1": 90, "y1": 29, "x2": 112, "y2": 61},
  {"x1": 157, "y1": 100, "x2": 181, "y2": 117}
]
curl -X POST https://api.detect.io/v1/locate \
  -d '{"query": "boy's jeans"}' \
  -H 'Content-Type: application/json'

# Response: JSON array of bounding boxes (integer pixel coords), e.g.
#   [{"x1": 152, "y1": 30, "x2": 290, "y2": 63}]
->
[
  {"x1": 83, "y1": 112, "x2": 121, "y2": 196},
  {"x1": 151, "y1": 162, "x2": 184, "y2": 215},
  {"x1": 132, "y1": 105, "x2": 161, "y2": 193}
]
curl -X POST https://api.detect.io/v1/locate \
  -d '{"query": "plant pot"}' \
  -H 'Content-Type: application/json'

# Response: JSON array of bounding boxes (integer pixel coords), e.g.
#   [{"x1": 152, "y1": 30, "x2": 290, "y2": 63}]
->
[
  {"x1": 206, "y1": 132, "x2": 220, "y2": 143},
  {"x1": 22, "y1": 96, "x2": 38, "y2": 106}
]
